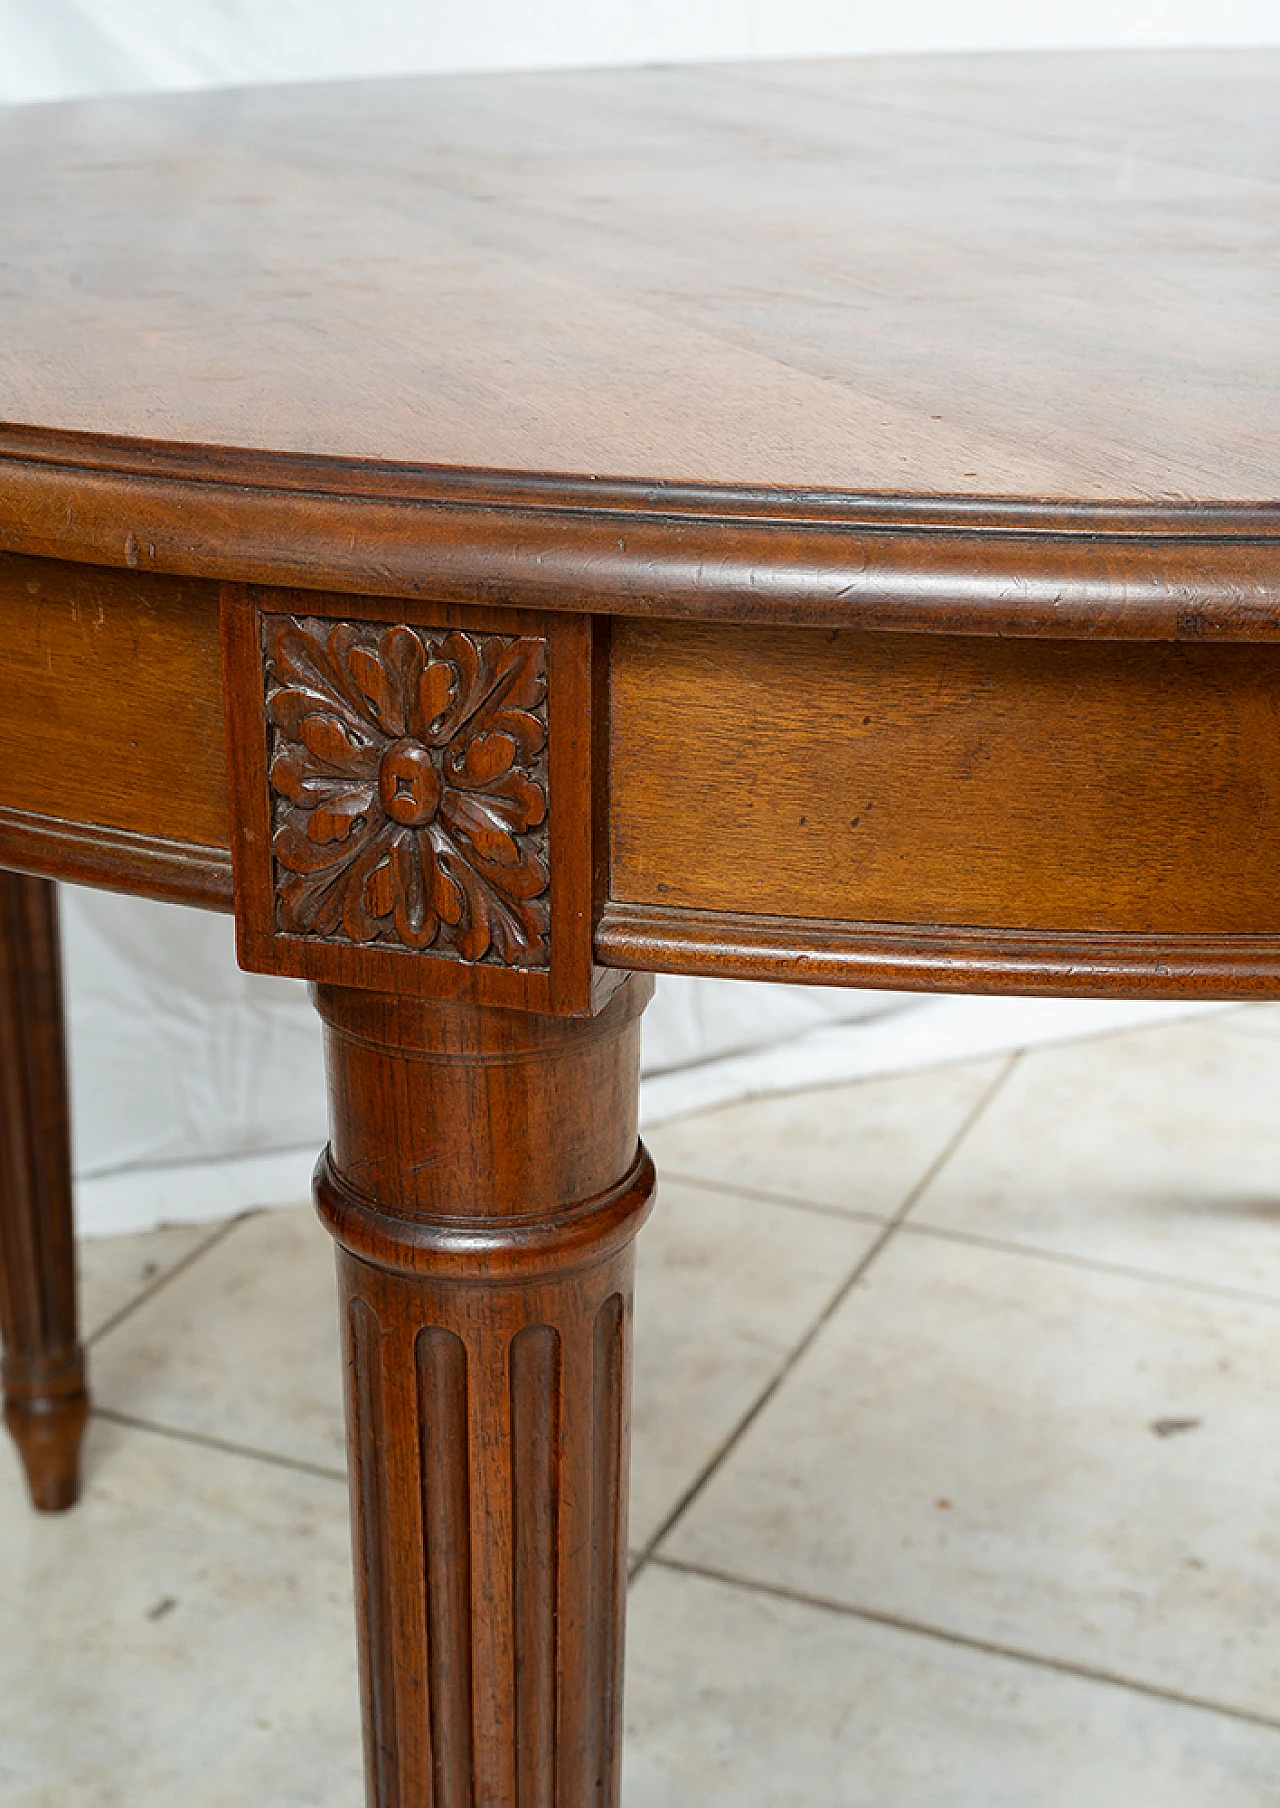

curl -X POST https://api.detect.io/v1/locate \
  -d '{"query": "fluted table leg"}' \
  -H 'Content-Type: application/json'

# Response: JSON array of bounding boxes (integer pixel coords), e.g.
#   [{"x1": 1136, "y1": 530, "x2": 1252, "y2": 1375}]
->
[
  {"x1": 0, "y1": 872, "x2": 88, "y2": 1512},
  {"x1": 313, "y1": 974, "x2": 654, "y2": 1808}
]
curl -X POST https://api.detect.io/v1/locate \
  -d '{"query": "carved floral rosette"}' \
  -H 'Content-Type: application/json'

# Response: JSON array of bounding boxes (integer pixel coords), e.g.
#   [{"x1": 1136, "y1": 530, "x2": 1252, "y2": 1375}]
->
[{"x1": 263, "y1": 615, "x2": 550, "y2": 967}]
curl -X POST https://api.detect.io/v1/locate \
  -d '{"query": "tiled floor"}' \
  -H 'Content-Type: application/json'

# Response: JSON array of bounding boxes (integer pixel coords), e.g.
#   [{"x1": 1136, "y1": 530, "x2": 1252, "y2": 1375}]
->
[{"x1": 4, "y1": 1008, "x2": 1280, "y2": 1803}]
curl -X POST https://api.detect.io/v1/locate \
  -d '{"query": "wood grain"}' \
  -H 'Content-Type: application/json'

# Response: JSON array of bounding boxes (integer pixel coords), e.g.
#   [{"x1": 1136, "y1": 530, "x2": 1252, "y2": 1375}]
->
[
  {"x1": 0, "y1": 553, "x2": 228, "y2": 851},
  {"x1": 608, "y1": 619, "x2": 1280, "y2": 939},
  {"x1": 595, "y1": 905, "x2": 1280, "y2": 1000},
  {"x1": 0, "y1": 807, "x2": 232, "y2": 909},
  {"x1": 313, "y1": 976, "x2": 654, "y2": 1808},
  {"x1": 5, "y1": 431, "x2": 1280, "y2": 645},
  {"x1": 2, "y1": 54, "x2": 1280, "y2": 502},
  {"x1": 262, "y1": 615, "x2": 551, "y2": 966},
  {"x1": 0, "y1": 873, "x2": 87, "y2": 1512},
  {"x1": 415, "y1": 1325, "x2": 474, "y2": 1807},
  {"x1": 224, "y1": 586, "x2": 611, "y2": 1015}
]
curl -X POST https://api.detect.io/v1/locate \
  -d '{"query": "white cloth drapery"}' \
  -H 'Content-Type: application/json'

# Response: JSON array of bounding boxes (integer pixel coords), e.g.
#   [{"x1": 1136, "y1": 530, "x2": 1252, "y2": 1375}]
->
[{"x1": 59, "y1": 888, "x2": 1220, "y2": 1234}]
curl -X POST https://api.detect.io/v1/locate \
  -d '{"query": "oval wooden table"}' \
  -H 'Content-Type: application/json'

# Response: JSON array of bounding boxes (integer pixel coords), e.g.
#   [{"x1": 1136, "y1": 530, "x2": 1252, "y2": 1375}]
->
[{"x1": 2, "y1": 49, "x2": 1279, "y2": 1803}]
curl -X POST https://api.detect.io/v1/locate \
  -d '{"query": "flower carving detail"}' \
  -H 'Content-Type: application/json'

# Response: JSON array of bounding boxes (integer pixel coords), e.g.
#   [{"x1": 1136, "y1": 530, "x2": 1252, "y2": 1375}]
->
[{"x1": 264, "y1": 616, "x2": 549, "y2": 967}]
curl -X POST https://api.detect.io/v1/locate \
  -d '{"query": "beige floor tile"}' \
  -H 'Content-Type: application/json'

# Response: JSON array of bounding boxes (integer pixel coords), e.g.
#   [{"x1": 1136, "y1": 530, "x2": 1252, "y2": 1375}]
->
[
  {"x1": 631, "y1": 1179, "x2": 880, "y2": 1551},
  {"x1": 910, "y1": 1019, "x2": 1280, "y2": 1294},
  {"x1": 90, "y1": 1206, "x2": 345, "y2": 1472},
  {"x1": 1215, "y1": 1003, "x2": 1280, "y2": 1043},
  {"x1": 88, "y1": 1180, "x2": 877, "y2": 1550},
  {"x1": 645, "y1": 1057, "x2": 1007, "y2": 1217},
  {"x1": 624, "y1": 1566, "x2": 1280, "y2": 1808},
  {"x1": 0, "y1": 1417, "x2": 359, "y2": 1807},
  {"x1": 665, "y1": 1234, "x2": 1280, "y2": 1722},
  {"x1": 80, "y1": 1220, "x2": 229, "y2": 1342}
]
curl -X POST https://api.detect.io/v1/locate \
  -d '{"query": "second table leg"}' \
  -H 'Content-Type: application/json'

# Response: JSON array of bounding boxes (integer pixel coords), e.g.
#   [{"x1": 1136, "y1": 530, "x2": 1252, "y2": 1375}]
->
[{"x1": 0, "y1": 871, "x2": 87, "y2": 1513}]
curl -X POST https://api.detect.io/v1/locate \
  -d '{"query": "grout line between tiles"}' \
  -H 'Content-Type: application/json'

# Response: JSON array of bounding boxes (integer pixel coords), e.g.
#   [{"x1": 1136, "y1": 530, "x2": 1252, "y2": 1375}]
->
[
  {"x1": 649, "y1": 1555, "x2": 1280, "y2": 1739},
  {"x1": 649, "y1": 1001, "x2": 1254, "y2": 1217},
  {"x1": 91, "y1": 1405, "x2": 347, "y2": 1486},
  {"x1": 656, "y1": 1169, "x2": 888, "y2": 1228},
  {"x1": 899, "y1": 1218, "x2": 1280, "y2": 1315},
  {"x1": 646, "y1": 1030, "x2": 1074, "y2": 1136},
  {"x1": 628, "y1": 1052, "x2": 1020, "y2": 1581},
  {"x1": 84, "y1": 1210, "x2": 261, "y2": 1349}
]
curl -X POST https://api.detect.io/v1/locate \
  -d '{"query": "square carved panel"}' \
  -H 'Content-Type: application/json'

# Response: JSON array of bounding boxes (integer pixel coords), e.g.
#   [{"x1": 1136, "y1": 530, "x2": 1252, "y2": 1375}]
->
[
  {"x1": 264, "y1": 614, "x2": 550, "y2": 968},
  {"x1": 222, "y1": 587, "x2": 602, "y2": 1014}
]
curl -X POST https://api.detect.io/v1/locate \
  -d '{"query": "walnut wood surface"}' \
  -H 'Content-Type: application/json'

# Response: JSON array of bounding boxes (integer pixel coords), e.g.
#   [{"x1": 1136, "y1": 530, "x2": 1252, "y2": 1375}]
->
[
  {"x1": 0, "y1": 552, "x2": 229, "y2": 856},
  {"x1": 1, "y1": 52, "x2": 1279, "y2": 507},
  {"x1": 224, "y1": 586, "x2": 614, "y2": 1014},
  {"x1": 264, "y1": 616, "x2": 551, "y2": 966},
  {"x1": 0, "y1": 807, "x2": 233, "y2": 910},
  {"x1": 4, "y1": 56, "x2": 1280, "y2": 652},
  {"x1": 0, "y1": 873, "x2": 87, "y2": 1512},
  {"x1": 595, "y1": 906, "x2": 1280, "y2": 1000},
  {"x1": 609, "y1": 619, "x2": 1280, "y2": 939},
  {"x1": 313, "y1": 976, "x2": 653, "y2": 1808},
  {"x1": 6, "y1": 429, "x2": 1280, "y2": 644}
]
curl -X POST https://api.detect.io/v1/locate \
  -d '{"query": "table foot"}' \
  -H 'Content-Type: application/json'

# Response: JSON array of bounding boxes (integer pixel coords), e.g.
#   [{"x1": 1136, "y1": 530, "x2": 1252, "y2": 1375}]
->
[{"x1": 3, "y1": 1367, "x2": 88, "y2": 1512}]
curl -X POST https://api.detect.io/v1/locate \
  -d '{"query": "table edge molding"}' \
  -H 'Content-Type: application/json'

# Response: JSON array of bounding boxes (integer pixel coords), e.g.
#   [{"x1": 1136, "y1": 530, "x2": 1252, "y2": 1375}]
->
[
  {"x1": 0, "y1": 807, "x2": 234, "y2": 911},
  {"x1": 595, "y1": 902, "x2": 1280, "y2": 999},
  {"x1": 3, "y1": 426, "x2": 1279, "y2": 642}
]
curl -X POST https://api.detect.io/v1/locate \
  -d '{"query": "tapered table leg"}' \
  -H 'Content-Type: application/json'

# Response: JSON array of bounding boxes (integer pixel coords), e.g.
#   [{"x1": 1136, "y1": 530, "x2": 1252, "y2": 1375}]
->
[
  {"x1": 0, "y1": 872, "x2": 88, "y2": 1512},
  {"x1": 313, "y1": 973, "x2": 654, "y2": 1808}
]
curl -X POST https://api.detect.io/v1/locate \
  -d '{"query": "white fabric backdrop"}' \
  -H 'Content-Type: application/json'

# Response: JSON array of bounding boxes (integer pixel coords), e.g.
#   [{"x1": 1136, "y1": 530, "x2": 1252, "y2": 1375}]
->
[
  {"x1": 5, "y1": 3, "x2": 1249, "y2": 1232},
  {"x1": 59, "y1": 890, "x2": 1222, "y2": 1235},
  {"x1": 5, "y1": 0, "x2": 1280, "y2": 102}
]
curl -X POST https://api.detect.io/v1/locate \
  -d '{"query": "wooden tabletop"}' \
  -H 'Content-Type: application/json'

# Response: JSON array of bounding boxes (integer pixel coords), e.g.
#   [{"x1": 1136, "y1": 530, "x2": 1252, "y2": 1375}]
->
[
  {"x1": 1, "y1": 49, "x2": 1278, "y2": 506},
  {"x1": 2, "y1": 55, "x2": 1280, "y2": 1021}
]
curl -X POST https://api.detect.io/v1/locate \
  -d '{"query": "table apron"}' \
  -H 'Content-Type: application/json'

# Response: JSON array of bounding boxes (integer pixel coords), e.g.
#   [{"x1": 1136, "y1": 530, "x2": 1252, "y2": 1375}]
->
[{"x1": 3, "y1": 561, "x2": 1278, "y2": 999}]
